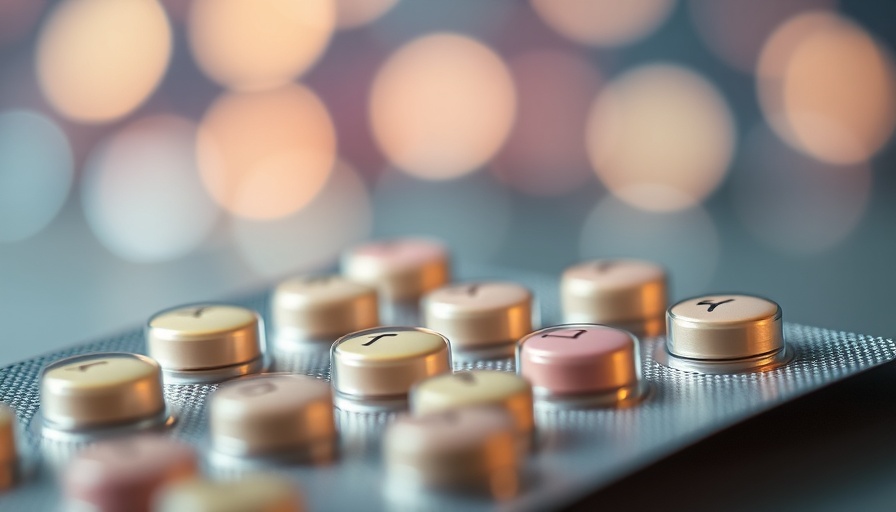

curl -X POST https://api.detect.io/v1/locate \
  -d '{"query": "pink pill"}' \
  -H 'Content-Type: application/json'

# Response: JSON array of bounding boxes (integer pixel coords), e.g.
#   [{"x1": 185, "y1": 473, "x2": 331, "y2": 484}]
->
[
  {"x1": 63, "y1": 435, "x2": 197, "y2": 512},
  {"x1": 342, "y1": 238, "x2": 450, "y2": 302},
  {"x1": 518, "y1": 325, "x2": 640, "y2": 395}
]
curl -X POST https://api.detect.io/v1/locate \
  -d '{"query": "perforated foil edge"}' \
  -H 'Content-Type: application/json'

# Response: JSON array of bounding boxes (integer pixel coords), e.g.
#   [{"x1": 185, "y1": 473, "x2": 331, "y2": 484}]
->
[{"x1": 0, "y1": 266, "x2": 894, "y2": 511}]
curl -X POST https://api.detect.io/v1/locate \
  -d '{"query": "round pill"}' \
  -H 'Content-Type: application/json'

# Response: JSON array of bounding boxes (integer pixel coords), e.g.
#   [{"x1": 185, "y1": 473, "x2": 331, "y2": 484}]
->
[
  {"x1": 153, "y1": 475, "x2": 304, "y2": 512},
  {"x1": 518, "y1": 325, "x2": 641, "y2": 397},
  {"x1": 383, "y1": 407, "x2": 520, "y2": 498},
  {"x1": 423, "y1": 282, "x2": 532, "y2": 354},
  {"x1": 331, "y1": 327, "x2": 451, "y2": 401},
  {"x1": 210, "y1": 374, "x2": 335, "y2": 461},
  {"x1": 410, "y1": 371, "x2": 534, "y2": 437},
  {"x1": 342, "y1": 238, "x2": 450, "y2": 302},
  {"x1": 0, "y1": 404, "x2": 16, "y2": 490},
  {"x1": 271, "y1": 275, "x2": 378, "y2": 341},
  {"x1": 40, "y1": 353, "x2": 166, "y2": 431},
  {"x1": 561, "y1": 259, "x2": 667, "y2": 336},
  {"x1": 146, "y1": 305, "x2": 264, "y2": 382},
  {"x1": 63, "y1": 435, "x2": 197, "y2": 512},
  {"x1": 667, "y1": 294, "x2": 784, "y2": 360}
]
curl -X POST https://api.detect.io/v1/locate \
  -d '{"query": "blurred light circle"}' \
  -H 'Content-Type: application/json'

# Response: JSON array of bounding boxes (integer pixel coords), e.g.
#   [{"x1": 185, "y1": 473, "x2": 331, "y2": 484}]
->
[
  {"x1": 197, "y1": 84, "x2": 337, "y2": 220},
  {"x1": 189, "y1": 0, "x2": 335, "y2": 91},
  {"x1": 233, "y1": 161, "x2": 372, "y2": 278},
  {"x1": 734, "y1": 126, "x2": 871, "y2": 255},
  {"x1": 335, "y1": 0, "x2": 397, "y2": 30},
  {"x1": 757, "y1": 11, "x2": 896, "y2": 165},
  {"x1": 36, "y1": 0, "x2": 172, "y2": 123},
  {"x1": 370, "y1": 33, "x2": 516, "y2": 180},
  {"x1": 688, "y1": 0, "x2": 835, "y2": 74},
  {"x1": 579, "y1": 195, "x2": 720, "y2": 295},
  {"x1": 0, "y1": 110, "x2": 73, "y2": 243},
  {"x1": 82, "y1": 115, "x2": 219, "y2": 263},
  {"x1": 373, "y1": 168, "x2": 511, "y2": 263},
  {"x1": 531, "y1": 0, "x2": 674, "y2": 47},
  {"x1": 492, "y1": 50, "x2": 601, "y2": 196},
  {"x1": 585, "y1": 64, "x2": 736, "y2": 212}
]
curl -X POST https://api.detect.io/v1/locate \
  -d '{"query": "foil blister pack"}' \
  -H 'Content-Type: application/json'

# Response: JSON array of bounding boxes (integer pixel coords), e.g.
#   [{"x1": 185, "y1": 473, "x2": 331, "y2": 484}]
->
[{"x1": 0, "y1": 264, "x2": 894, "y2": 511}]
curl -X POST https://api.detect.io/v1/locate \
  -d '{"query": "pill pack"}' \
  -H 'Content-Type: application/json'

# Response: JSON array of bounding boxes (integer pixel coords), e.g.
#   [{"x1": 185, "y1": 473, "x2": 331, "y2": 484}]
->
[{"x1": 0, "y1": 238, "x2": 893, "y2": 511}]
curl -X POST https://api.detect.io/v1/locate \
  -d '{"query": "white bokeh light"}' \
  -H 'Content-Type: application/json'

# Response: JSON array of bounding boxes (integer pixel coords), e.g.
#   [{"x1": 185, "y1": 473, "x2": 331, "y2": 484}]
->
[
  {"x1": 0, "y1": 110, "x2": 73, "y2": 243},
  {"x1": 233, "y1": 161, "x2": 372, "y2": 278},
  {"x1": 82, "y1": 115, "x2": 220, "y2": 263}
]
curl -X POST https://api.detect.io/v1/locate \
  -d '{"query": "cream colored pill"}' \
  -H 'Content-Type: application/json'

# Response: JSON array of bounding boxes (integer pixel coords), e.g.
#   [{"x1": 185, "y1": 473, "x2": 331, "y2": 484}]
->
[
  {"x1": 667, "y1": 294, "x2": 784, "y2": 360},
  {"x1": 272, "y1": 275, "x2": 378, "y2": 340},
  {"x1": 384, "y1": 407, "x2": 520, "y2": 498},
  {"x1": 40, "y1": 353, "x2": 166, "y2": 430},
  {"x1": 423, "y1": 282, "x2": 532, "y2": 351},
  {"x1": 210, "y1": 374, "x2": 335, "y2": 461},
  {"x1": 410, "y1": 371, "x2": 534, "y2": 436},
  {"x1": 331, "y1": 327, "x2": 451, "y2": 399},
  {"x1": 146, "y1": 305, "x2": 263, "y2": 371},
  {"x1": 0, "y1": 404, "x2": 16, "y2": 490},
  {"x1": 561, "y1": 259, "x2": 667, "y2": 336},
  {"x1": 342, "y1": 238, "x2": 450, "y2": 302},
  {"x1": 153, "y1": 475, "x2": 304, "y2": 512}
]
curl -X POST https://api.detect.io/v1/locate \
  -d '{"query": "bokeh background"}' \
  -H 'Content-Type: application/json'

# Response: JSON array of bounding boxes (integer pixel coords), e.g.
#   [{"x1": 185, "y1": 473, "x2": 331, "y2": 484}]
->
[{"x1": 1, "y1": 0, "x2": 895, "y2": 366}]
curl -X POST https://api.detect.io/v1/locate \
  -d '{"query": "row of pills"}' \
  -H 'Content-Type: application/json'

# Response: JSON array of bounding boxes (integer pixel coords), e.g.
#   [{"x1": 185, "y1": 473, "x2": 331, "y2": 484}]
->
[{"x1": 2, "y1": 238, "x2": 790, "y2": 510}]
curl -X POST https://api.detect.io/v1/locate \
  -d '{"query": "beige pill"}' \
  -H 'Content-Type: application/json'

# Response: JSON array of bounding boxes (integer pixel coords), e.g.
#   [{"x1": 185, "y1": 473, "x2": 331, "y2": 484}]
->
[
  {"x1": 153, "y1": 475, "x2": 304, "y2": 512},
  {"x1": 146, "y1": 305, "x2": 263, "y2": 378},
  {"x1": 667, "y1": 294, "x2": 784, "y2": 360},
  {"x1": 272, "y1": 275, "x2": 378, "y2": 341},
  {"x1": 423, "y1": 282, "x2": 532, "y2": 352},
  {"x1": 410, "y1": 371, "x2": 534, "y2": 436},
  {"x1": 41, "y1": 353, "x2": 166, "y2": 430},
  {"x1": 210, "y1": 375, "x2": 335, "y2": 461},
  {"x1": 0, "y1": 404, "x2": 16, "y2": 490},
  {"x1": 561, "y1": 259, "x2": 667, "y2": 336},
  {"x1": 384, "y1": 407, "x2": 520, "y2": 498},
  {"x1": 331, "y1": 327, "x2": 451, "y2": 400},
  {"x1": 342, "y1": 238, "x2": 450, "y2": 302}
]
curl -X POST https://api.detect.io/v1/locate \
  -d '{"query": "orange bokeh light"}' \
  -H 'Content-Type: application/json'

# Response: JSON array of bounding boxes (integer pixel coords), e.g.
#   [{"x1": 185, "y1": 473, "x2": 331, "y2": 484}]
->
[
  {"x1": 197, "y1": 85, "x2": 336, "y2": 220},
  {"x1": 758, "y1": 11, "x2": 896, "y2": 165},
  {"x1": 189, "y1": 0, "x2": 335, "y2": 91},
  {"x1": 688, "y1": 0, "x2": 835, "y2": 73},
  {"x1": 586, "y1": 64, "x2": 736, "y2": 212},
  {"x1": 492, "y1": 50, "x2": 601, "y2": 196},
  {"x1": 531, "y1": 0, "x2": 674, "y2": 47},
  {"x1": 370, "y1": 33, "x2": 516, "y2": 180},
  {"x1": 36, "y1": 0, "x2": 172, "y2": 123}
]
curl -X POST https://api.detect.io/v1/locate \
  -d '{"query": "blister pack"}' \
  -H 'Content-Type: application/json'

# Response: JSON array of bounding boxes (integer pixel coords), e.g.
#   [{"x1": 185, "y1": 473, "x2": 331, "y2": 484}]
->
[{"x1": 0, "y1": 241, "x2": 893, "y2": 511}]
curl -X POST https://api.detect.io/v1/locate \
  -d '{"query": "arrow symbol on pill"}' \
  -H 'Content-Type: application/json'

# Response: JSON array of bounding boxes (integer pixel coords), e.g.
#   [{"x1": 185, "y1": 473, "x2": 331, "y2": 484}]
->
[
  {"x1": 697, "y1": 299, "x2": 735, "y2": 312},
  {"x1": 67, "y1": 361, "x2": 108, "y2": 372}
]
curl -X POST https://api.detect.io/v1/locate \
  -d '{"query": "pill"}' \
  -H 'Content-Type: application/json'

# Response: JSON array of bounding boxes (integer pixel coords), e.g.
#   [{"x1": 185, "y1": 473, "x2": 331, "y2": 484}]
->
[
  {"x1": 561, "y1": 259, "x2": 667, "y2": 336},
  {"x1": 342, "y1": 238, "x2": 450, "y2": 302},
  {"x1": 146, "y1": 305, "x2": 264, "y2": 383},
  {"x1": 40, "y1": 353, "x2": 166, "y2": 431},
  {"x1": 210, "y1": 374, "x2": 335, "y2": 462}
]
